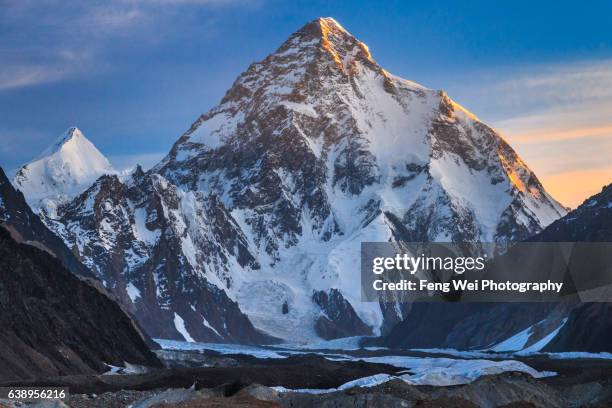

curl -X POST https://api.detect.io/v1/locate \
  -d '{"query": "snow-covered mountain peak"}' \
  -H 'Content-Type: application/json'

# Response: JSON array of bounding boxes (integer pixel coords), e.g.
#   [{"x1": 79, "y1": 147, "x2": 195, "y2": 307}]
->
[
  {"x1": 13, "y1": 127, "x2": 114, "y2": 211},
  {"x1": 294, "y1": 17, "x2": 353, "y2": 45},
  {"x1": 156, "y1": 16, "x2": 425, "y2": 167},
  {"x1": 317, "y1": 17, "x2": 347, "y2": 31},
  {"x1": 44, "y1": 19, "x2": 568, "y2": 343},
  {"x1": 36, "y1": 126, "x2": 86, "y2": 159},
  {"x1": 291, "y1": 16, "x2": 378, "y2": 75}
]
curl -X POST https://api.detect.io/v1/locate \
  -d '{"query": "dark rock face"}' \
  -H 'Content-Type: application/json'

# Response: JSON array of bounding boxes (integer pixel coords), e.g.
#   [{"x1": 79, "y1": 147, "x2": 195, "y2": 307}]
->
[
  {"x1": 431, "y1": 372, "x2": 563, "y2": 408},
  {"x1": 0, "y1": 167, "x2": 93, "y2": 279},
  {"x1": 544, "y1": 303, "x2": 612, "y2": 353},
  {"x1": 0, "y1": 354, "x2": 400, "y2": 394},
  {"x1": 378, "y1": 303, "x2": 557, "y2": 349},
  {"x1": 0, "y1": 227, "x2": 160, "y2": 382},
  {"x1": 530, "y1": 183, "x2": 612, "y2": 243},
  {"x1": 530, "y1": 183, "x2": 612, "y2": 353},
  {"x1": 312, "y1": 289, "x2": 372, "y2": 339}
]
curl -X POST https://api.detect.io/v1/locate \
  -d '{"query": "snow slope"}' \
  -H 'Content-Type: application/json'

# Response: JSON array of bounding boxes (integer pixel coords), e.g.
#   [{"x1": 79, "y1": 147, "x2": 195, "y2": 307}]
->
[{"x1": 491, "y1": 318, "x2": 568, "y2": 354}]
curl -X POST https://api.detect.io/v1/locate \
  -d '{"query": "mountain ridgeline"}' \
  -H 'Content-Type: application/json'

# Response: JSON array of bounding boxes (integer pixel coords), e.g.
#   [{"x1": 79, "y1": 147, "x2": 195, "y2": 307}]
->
[
  {"x1": 0, "y1": 167, "x2": 94, "y2": 279},
  {"x1": 12, "y1": 18, "x2": 569, "y2": 345},
  {"x1": 534, "y1": 184, "x2": 612, "y2": 353},
  {"x1": 0, "y1": 224, "x2": 160, "y2": 382}
]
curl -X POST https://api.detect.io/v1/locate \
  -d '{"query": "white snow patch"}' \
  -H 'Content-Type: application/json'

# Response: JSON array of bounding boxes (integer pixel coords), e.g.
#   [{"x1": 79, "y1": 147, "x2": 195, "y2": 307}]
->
[
  {"x1": 281, "y1": 101, "x2": 318, "y2": 118},
  {"x1": 156, "y1": 338, "x2": 286, "y2": 359},
  {"x1": 201, "y1": 316, "x2": 221, "y2": 337},
  {"x1": 411, "y1": 348, "x2": 504, "y2": 359},
  {"x1": 173, "y1": 313, "x2": 195, "y2": 343},
  {"x1": 358, "y1": 356, "x2": 555, "y2": 386},
  {"x1": 126, "y1": 282, "x2": 141, "y2": 303},
  {"x1": 273, "y1": 357, "x2": 555, "y2": 392},
  {"x1": 491, "y1": 326, "x2": 534, "y2": 352},
  {"x1": 281, "y1": 336, "x2": 366, "y2": 351},
  {"x1": 517, "y1": 318, "x2": 568, "y2": 355},
  {"x1": 133, "y1": 207, "x2": 161, "y2": 246},
  {"x1": 273, "y1": 373, "x2": 395, "y2": 394},
  {"x1": 155, "y1": 340, "x2": 554, "y2": 387},
  {"x1": 188, "y1": 111, "x2": 245, "y2": 150},
  {"x1": 546, "y1": 352, "x2": 612, "y2": 360}
]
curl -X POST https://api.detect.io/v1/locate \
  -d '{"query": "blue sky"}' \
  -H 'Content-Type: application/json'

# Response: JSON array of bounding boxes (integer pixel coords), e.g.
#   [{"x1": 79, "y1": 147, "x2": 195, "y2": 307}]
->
[{"x1": 1, "y1": 0, "x2": 611, "y2": 207}]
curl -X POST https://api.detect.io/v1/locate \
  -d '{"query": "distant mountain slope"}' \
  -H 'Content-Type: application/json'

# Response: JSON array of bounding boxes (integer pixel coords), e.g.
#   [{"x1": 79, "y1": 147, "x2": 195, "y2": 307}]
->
[
  {"x1": 0, "y1": 166, "x2": 94, "y2": 278},
  {"x1": 403, "y1": 183, "x2": 612, "y2": 353},
  {"x1": 13, "y1": 127, "x2": 114, "y2": 213},
  {"x1": 46, "y1": 169, "x2": 277, "y2": 345},
  {"x1": 530, "y1": 183, "x2": 612, "y2": 242},
  {"x1": 0, "y1": 226, "x2": 160, "y2": 382},
  {"x1": 24, "y1": 18, "x2": 566, "y2": 343},
  {"x1": 534, "y1": 183, "x2": 612, "y2": 353}
]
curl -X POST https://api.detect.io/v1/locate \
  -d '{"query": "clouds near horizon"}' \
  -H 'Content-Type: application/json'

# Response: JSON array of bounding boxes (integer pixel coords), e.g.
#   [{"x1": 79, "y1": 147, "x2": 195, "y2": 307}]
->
[{"x1": 475, "y1": 59, "x2": 612, "y2": 208}]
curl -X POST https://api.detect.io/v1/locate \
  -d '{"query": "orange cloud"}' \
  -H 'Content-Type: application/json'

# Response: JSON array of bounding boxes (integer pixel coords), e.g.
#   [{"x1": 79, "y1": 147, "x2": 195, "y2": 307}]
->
[
  {"x1": 496, "y1": 123, "x2": 612, "y2": 208},
  {"x1": 508, "y1": 125, "x2": 612, "y2": 144},
  {"x1": 539, "y1": 166, "x2": 612, "y2": 209}
]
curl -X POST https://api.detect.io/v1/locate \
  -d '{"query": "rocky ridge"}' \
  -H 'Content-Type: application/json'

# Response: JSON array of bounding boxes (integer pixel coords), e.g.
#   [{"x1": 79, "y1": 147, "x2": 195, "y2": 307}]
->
[{"x1": 0, "y1": 226, "x2": 160, "y2": 382}]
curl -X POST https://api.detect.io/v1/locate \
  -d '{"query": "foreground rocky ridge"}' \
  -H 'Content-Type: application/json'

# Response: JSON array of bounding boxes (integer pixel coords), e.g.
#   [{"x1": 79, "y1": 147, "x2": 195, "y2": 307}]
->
[
  {"x1": 3, "y1": 350, "x2": 612, "y2": 407},
  {"x1": 0, "y1": 226, "x2": 160, "y2": 382},
  {"x1": 28, "y1": 17, "x2": 566, "y2": 344}
]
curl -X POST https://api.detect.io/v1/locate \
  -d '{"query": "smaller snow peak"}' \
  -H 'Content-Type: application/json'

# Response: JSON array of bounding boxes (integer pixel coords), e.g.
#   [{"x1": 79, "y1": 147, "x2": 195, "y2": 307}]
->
[
  {"x1": 13, "y1": 127, "x2": 115, "y2": 208},
  {"x1": 36, "y1": 126, "x2": 92, "y2": 160},
  {"x1": 60, "y1": 126, "x2": 83, "y2": 143},
  {"x1": 65, "y1": 126, "x2": 83, "y2": 139},
  {"x1": 64, "y1": 126, "x2": 86, "y2": 142}
]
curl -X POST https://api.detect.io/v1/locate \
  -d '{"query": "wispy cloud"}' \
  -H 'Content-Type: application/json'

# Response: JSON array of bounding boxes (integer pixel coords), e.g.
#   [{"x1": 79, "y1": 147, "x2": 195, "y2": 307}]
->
[
  {"x1": 477, "y1": 59, "x2": 612, "y2": 208},
  {"x1": 494, "y1": 61, "x2": 612, "y2": 106},
  {"x1": 83, "y1": 7, "x2": 147, "y2": 32},
  {"x1": 502, "y1": 124, "x2": 612, "y2": 144},
  {"x1": 0, "y1": 49, "x2": 98, "y2": 90},
  {"x1": 0, "y1": 0, "x2": 259, "y2": 91},
  {"x1": 0, "y1": 64, "x2": 66, "y2": 90}
]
